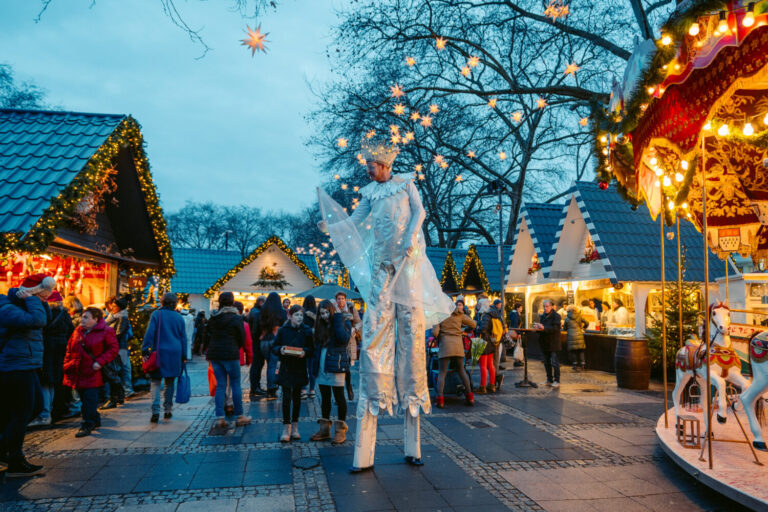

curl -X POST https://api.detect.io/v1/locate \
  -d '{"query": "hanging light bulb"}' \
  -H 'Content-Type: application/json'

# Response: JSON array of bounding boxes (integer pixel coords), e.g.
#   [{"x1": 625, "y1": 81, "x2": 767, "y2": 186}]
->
[
  {"x1": 744, "y1": 3, "x2": 756, "y2": 27},
  {"x1": 654, "y1": 180, "x2": 661, "y2": 187},
  {"x1": 649, "y1": 157, "x2": 658, "y2": 166},
  {"x1": 654, "y1": 167, "x2": 663, "y2": 177},
  {"x1": 744, "y1": 123, "x2": 755, "y2": 136},
  {"x1": 668, "y1": 200, "x2": 675, "y2": 210},
  {"x1": 647, "y1": 86, "x2": 655, "y2": 95},
  {"x1": 763, "y1": 112, "x2": 768, "y2": 125},
  {"x1": 718, "y1": 11, "x2": 729, "y2": 33},
  {"x1": 718, "y1": 123, "x2": 730, "y2": 137},
  {"x1": 663, "y1": 175, "x2": 672, "y2": 187},
  {"x1": 682, "y1": 202, "x2": 688, "y2": 209},
  {"x1": 689, "y1": 22, "x2": 700, "y2": 36},
  {"x1": 703, "y1": 121, "x2": 712, "y2": 131},
  {"x1": 600, "y1": 135, "x2": 607, "y2": 144},
  {"x1": 661, "y1": 35, "x2": 672, "y2": 46},
  {"x1": 675, "y1": 172, "x2": 684, "y2": 182},
  {"x1": 681, "y1": 160, "x2": 689, "y2": 170}
]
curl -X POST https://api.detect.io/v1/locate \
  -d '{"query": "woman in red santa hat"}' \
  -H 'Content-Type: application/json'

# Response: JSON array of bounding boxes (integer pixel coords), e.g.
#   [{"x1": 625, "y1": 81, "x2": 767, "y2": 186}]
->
[{"x1": 0, "y1": 273, "x2": 56, "y2": 477}]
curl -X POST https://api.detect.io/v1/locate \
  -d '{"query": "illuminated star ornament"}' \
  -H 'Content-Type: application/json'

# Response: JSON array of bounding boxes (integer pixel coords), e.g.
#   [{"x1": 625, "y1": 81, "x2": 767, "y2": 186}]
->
[
  {"x1": 390, "y1": 84, "x2": 405, "y2": 98},
  {"x1": 365, "y1": 129, "x2": 376, "y2": 139},
  {"x1": 393, "y1": 104, "x2": 406, "y2": 116},
  {"x1": 579, "y1": 117, "x2": 589, "y2": 127},
  {"x1": 564, "y1": 62, "x2": 580, "y2": 76},
  {"x1": 435, "y1": 37, "x2": 447, "y2": 50},
  {"x1": 410, "y1": 111, "x2": 421, "y2": 121},
  {"x1": 499, "y1": 151, "x2": 507, "y2": 160},
  {"x1": 429, "y1": 104, "x2": 439, "y2": 114},
  {"x1": 420, "y1": 115, "x2": 433, "y2": 127},
  {"x1": 536, "y1": 97, "x2": 548, "y2": 109},
  {"x1": 405, "y1": 56, "x2": 416, "y2": 67},
  {"x1": 511, "y1": 111, "x2": 523, "y2": 123},
  {"x1": 468, "y1": 56, "x2": 480, "y2": 68},
  {"x1": 467, "y1": 150, "x2": 476, "y2": 158},
  {"x1": 461, "y1": 66, "x2": 471, "y2": 77},
  {"x1": 544, "y1": 0, "x2": 570, "y2": 21},
  {"x1": 488, "y1": 98, "x2": 498, "y2": 109},
  {"x1": 337, "y1": 138, "x2": 348, "y2": 148},
  {"x1": 241, "y1": 24, "x2": 269, "y2": 55}
]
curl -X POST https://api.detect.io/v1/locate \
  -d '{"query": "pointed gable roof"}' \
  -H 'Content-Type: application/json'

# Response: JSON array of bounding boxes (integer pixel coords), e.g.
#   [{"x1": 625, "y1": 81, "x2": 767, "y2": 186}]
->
[
  {"x1": 547, "y1": 181, "x2": 722, "y2": 284},
  {"x1": 506, "y1": 203, "x2": 563, "y2": 285},
  {"x1": 426, "y1": 247, "x2": 462, "y2": 293},
  {"x1": 0, "y1": 108, "x2": 174, "y2": 275},
  {"x1": 459, "y1": 245, "x2": 491, "y2": 293},
  {"x1": 474, "y1": 244, "x2": 513, "y2": 292}
]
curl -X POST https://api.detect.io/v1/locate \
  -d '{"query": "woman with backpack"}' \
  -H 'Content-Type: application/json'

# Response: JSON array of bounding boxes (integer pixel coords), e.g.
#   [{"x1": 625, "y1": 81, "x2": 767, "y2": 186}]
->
[
  {"x1": 272, "y1": 305, "x2": 313, "y2": 442},
  {"x1": 309, "y1": 300, "x2": 350, "y2": 444},
  {"x1": 475, "y1": 299, "x2": 497, "y2": 394}
]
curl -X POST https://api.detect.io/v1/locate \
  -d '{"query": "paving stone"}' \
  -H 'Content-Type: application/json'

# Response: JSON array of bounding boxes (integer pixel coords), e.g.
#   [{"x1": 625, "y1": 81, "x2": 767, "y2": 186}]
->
[
  {"x1": 332, "y1": 491, "x2": 394, "y2": 512},
  {"x1": 176, "y1": 499, "x2": 238, "y2": 511},
  {"x1": 236, "y1": 495, "x2": 295, "y2": 511}
]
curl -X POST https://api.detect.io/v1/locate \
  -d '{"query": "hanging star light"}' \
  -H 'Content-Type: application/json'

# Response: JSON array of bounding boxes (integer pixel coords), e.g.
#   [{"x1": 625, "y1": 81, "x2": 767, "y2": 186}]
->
[
  {"x1": 390, "y1": 84, "x2": 405, "y2": 98},
  {"x1": 365, "y1": 129, "x2": 376, "y2": 139},
  {"x1": 410, "y1": 112, "x2": 421, "y2": 121},
  {"x1": 241, "y1": 24, "x2": 269, "y2": 55},
  {"x1": 429, "y1": 104, "x2": 439, "y2": 114},
  {"x1": 435, "y1": 37, "x2": 447, "y2": 50},
  {"x1": 434, "y1": 154, "x2": 445, "y2": 164},
  {"x1": 389, "y1": 124, "x2": 400, "y2": 134},
  {"x1": 536, "y1": 97, "x2": 547, "y2": 109},
  {"x1": 456, "y1": 175, "x2": 464, "y2": 182},
  {"x1": 467, "y1": 150, "x2": 476, "y2": 158},
  {"x1": 341, "y1": 183, "x2": 348, "y2": 190},
  {"x1": 353, "y1": 186, "x2": 360, "y2": 192},
  {"x1": 544, "y1": 0, "x2": 569, "y2": 21},
  {"x1": 420, "y1": 115, "x2": 433, "y2": 127},
  {"x1": 511, "y1": 111, "x2": 523, "y2": 123},
  {"x1": 468, "y1": 56, "x2": 480, "y2": 68},
  {"x1": 393, "y1": 104, "x2": 406, "y2": 116},
  {"x1": 337, "y1": 138, "x2": 348, "y2": 148},
  {"x1": 391, "y1": 134, "x2": 401, "y2": 144},
  {"x1": 418, "y1": 173, "x2": 426, "y2": 180},
  {"x1": 579, "y1": 117, "x2": 589, "y2": 127},
  {"x1": 499, "y1": 151, "x2": 507, "y2": 160},
  {"x1": 488, "y1": 98, "x2": 498, "y2": 108},
  {"x1": 439, "y1": 161, "x2": 448, "y2": 169},
  {"x1": 414, "y1": 164, "x2": 423, "y2": 172},
  {"x1": 334, "y1": 174, "x2": 340, "y2": 180},
  {"x1": 461, "y1": 66, "x2": 471, "y2": 77},
  {"x1": 404, "y1": 131, "x2": 415, "y2": 142},
  {"x1": 356, "y1": 153, "x2": 366, "y2": 165},
  {"x1": 563, "y1": 62, "x2": 580, "y2": 76},
  {"x1": 405, "y1": 56, "x2": 416, "y2": 67}
]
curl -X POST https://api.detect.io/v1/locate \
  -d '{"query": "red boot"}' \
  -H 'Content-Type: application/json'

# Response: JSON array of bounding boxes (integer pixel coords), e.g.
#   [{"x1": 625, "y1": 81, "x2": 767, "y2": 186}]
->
[
  {"x1": 435, "y1": 395, "x2": 445, "y2": 408},
  {"x1": 464, "y1": 392, "x2": 475, "y2": 406}
]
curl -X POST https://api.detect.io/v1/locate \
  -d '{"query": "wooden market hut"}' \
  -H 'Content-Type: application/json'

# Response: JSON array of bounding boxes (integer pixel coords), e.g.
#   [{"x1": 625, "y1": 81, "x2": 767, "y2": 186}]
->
[
  {"x1": 505, "y1": 203, "x2": 562, "y2": 290},
  {"x1": 0, "y1": 109, "x2": 174, "y2": 305},
  {"x1": 171, "y1": 236, "x2": 321, "y2": 312},
  {"x1": 426, "y1": 247, "x2": 461, "y2": 295}
]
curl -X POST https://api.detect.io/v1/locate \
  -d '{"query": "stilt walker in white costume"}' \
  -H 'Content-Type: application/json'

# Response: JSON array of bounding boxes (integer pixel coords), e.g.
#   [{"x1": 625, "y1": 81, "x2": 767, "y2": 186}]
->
[{"x1": 318, "y1": 138, "x2": 453, "y2": 473}]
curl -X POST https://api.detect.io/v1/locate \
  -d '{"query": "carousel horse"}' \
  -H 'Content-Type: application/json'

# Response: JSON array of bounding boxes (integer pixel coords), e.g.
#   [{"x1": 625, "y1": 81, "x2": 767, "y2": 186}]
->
[
  {"x1": 738, "y1": 331, "x2": 768, "y2": 450},
  {"x1": 672, "y1": 302, "x2": 750, "y2": 429}
]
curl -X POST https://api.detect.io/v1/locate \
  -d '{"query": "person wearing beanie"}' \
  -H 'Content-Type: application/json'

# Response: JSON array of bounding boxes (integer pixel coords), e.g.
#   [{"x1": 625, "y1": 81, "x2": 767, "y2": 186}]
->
[{"x1": 0, "y1": 274, "x2": 55, "y2": 477}]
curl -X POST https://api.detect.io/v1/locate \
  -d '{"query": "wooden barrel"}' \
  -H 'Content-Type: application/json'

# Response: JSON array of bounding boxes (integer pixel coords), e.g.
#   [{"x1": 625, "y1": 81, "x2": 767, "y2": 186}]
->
[{"x1": 614, "y1": 338, "x2": 651, "y2": 390}]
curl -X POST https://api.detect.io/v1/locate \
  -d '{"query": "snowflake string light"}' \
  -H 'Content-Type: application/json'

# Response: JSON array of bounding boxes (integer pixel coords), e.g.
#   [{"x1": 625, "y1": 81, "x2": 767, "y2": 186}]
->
[
  {"x1": 405, "y1": 56, "x2": 416, "y2": 67},
  {"x1": 420, "y1": 115, "x2": 433, "y2": 127},
  {"x1": 393, "y1": 104, "x2": 406, "y2": 116},
  {"x1": 435, "y1": 37, "x2": 447, "y2": 50},
  {"x1": 410, "y1": 112, "x2": 421, "y2": 121},
  {"x1": 536, "y1": 97, "x2": 548, "y2": 109},
  {"x1": 488, "y1": 98, "x2": 498, "y2": 108},
  {"x1": 579, "y1": 117, "x2": 589, "y2": 127},
  {"x1": 468, "y1": 56, "x2": 480, "y2": 68},
  {"x1": 365, "y1": 129, "x2": 376, "y2": 139},
  {"x1": 337, "y1": 138, "x2": 348, "y2": 148},
  {"x1": 241, "y1": 24, "x2": 269, "y2": 55},
  {"x1": 429, "y1": 104, "x2": 439, "y2": 114},
  {"x1": 467, "y1": 150, "x2": 476, "y2": 158},
  {"x1": 563, "y1": 62, "x2": 580, "y2": 76},
  {"x1": 461, "y1": 66, "x2": 471, "y2": 77},
  {"x1": 511, "y1": 111, "x2": 523, "y2": 123},
  {"x1": 544, "y1": 0, "x2": 570, "y2": 21},
  {"x1": 390, "y1": 84, "x2": 405, "y2": 98}
]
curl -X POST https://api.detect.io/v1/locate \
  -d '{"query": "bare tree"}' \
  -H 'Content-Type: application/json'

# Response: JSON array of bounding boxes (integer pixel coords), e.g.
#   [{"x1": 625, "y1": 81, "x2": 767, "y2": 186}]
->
[{"x1": 0, "y1": 64, "x2": 48, "y2": 109}]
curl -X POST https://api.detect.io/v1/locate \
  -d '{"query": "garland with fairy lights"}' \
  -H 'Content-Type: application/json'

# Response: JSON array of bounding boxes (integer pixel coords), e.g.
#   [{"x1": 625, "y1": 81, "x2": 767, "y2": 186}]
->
[
  {"x1": 204, "y1": 235, "x2": 322, "y2": 298},
  {"x1": 439, "y1": 251, "x2": 462, "y2": 290},
  {"x1": 0, "y1": 116, "x2": 175, "y2": 278},
  {"x1": 459, "y1": 245, "x2": 491, "y2": 294}
]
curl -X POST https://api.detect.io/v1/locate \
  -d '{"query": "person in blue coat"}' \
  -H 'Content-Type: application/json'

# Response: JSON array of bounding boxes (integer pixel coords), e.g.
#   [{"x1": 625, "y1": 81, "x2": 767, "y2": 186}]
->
[
  {"x1": 0, "y1": 273, "x2": 55, "y2": 478},
  {"x1": 142, "y1": 292, "x2": 187, "y2": 423}
]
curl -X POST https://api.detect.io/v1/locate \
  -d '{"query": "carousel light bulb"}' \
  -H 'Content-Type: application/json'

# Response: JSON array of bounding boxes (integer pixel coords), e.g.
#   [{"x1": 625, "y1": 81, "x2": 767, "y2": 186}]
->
[
  {"x1": 668, "y1": 200, "x2": 675, "y2": 210},
  {"x1": 703, "y1": 121, "x2": 712, "y2": 131},
  {"x1": 763, "y1": 112, "x2": 768, "y2": 125},
  {"x1": 661, "y1": 35, "x2": 672, "y2": 46},
  {"x1": 653, "y1": 167, "x2": 663, "y2": 177},
  {"x1": 681, "y1": 160, "x2": 689, "y2": 170},
  {"x1": 718, "y1": 123, "x2": 730, "y2": 136},
  {"x1": 663, "y1": 175, "x2": 672, "y2": 187},
  {"x1": 654, "y1": 180, "x2": 661, "y2": 187},
  {"x1": 744, "y1": 4, "x2": 755, "y2": 27},
  {"x1": 647, "y1": 86, "x2": 655, "y2": 95},
  {"x1": 718, "y1": 12, "x2": 729, "y2": 33},
  {"x1": 682, "y1": 202, "x2": 688, "y2": 209},
  {"x1": 649, "y1": 157, "x2": 657, "y2": 165},
  {"x1": 675, "y1": 172, "x2": 684, "y2": 182},
  {"x1": 689, "y1": 23, "x2": 700, "y2": 36},
  {"x1": 743, "y1": 123, "x2": 755, "y2": 136}
]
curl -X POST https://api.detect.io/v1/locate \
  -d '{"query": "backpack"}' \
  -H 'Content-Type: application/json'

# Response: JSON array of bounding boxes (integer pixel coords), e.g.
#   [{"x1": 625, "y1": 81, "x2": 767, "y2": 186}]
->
[{"x1": 490, "y1": 317, "x2": 504, "y2": 344}]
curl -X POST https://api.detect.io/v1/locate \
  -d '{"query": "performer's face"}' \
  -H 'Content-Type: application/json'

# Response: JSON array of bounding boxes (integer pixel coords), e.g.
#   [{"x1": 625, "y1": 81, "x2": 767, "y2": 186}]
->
[
  {"x1": 290, "y1": 311, "x2": 304, "y2": 327},
  {"x1": 366, "y1": 161, "x2": 391, "y2": 182}
]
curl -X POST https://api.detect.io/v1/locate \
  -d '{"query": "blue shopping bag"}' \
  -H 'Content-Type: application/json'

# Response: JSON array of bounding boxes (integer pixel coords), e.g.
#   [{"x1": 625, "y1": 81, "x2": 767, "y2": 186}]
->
[{"x1": 176, "y1": 364, "x2": 191, "y2": 404}]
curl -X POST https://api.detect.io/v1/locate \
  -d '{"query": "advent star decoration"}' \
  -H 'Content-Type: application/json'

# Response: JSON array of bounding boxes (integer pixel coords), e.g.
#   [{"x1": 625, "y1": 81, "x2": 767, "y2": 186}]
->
[
  {"x1": 544, "y1": 0, "x2": 570, "y2": 21},
  {"x1": 241, "y1": 24, "x2": 269, "y2": 55},
  {"x1": 564, "y1": 62, "x2": 580, "y2": 76},
  {"x1": 390, "y1": 84, "x2": 405, "y2": 98}
]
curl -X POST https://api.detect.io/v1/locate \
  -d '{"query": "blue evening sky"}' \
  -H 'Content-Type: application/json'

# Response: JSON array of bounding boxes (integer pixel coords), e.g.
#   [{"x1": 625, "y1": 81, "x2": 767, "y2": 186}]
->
[{"x1": 1, "y1": 0, "x2": 341, "y2": 213}]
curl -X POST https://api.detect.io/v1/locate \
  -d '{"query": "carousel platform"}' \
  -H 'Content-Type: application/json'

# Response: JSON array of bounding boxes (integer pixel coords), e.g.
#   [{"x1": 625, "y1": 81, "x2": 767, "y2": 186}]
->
[{"x1": 656, "y1": 408, "x2": 768, "y2": 510}]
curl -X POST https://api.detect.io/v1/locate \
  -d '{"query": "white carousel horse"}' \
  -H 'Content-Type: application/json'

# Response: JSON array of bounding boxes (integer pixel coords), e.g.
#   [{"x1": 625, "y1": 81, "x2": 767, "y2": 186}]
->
[
  {"x1": 672, "y1": 302, "x2": 751, "y2": 430},
  {"x1": 739, "y1": 331, "x2": 768, "y2": 451}
]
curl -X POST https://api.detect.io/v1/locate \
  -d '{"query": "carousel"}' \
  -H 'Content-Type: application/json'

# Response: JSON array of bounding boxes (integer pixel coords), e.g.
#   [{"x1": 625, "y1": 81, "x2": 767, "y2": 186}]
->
[{"x1": 596, "y1": 1, "x2": 768, "y2": 507}]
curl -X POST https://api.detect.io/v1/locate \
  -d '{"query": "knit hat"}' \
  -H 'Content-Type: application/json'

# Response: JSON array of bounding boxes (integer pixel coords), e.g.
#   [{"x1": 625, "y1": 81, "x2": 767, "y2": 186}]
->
[
  {"x1": 492, "y1": 299, "x2": 502, "y2": 307},
  {"x1": 20, "y1": 274, "x2": 56, "y2": 291},
  {"x1": 47, "y1": 290, "x2": 63, "y2": 303}
]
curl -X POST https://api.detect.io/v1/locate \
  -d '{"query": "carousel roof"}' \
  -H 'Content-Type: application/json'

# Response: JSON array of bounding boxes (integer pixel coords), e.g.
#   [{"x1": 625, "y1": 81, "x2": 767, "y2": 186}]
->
[
  {"x1": 555, "y1": 181, "x2": 724, "y2": 284},
  {"x1": 0, "y1": 109, "x2": 124, "y2": 234},
  {"x1": 171, "y1": 245, "x2": 321, "y2": 295}
]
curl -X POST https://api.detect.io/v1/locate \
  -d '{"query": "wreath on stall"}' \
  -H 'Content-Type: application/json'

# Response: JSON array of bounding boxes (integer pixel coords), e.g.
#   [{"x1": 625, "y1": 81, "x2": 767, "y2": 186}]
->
[
  {"x1": 527, "y1": 254, "x2": 541, "y2": 275},
  {"x1": 253, "y1": 265, "x2": 290, "y2": 290}
]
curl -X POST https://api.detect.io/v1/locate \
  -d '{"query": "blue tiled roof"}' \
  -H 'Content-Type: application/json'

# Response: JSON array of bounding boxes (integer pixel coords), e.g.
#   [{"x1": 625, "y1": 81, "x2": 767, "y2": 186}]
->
[
  {"x1": 170, "y1": 248, "x2": 241, "y2": 294},
  {"x1": 573, "y1": 181, "x2": 723, "y2": 283},
  {"x1": 297, "y1": 254, "x2": 321, "y2": 281},
  {"x1": 0, "y1": 109, "x2": 125, "y2": 234},
  {"x1": 426, "y1": 247, "x2": 450, "y2": 278},
  {"x1": 522, "y1": 203, "x2": 563, "y2": 268},
  {"x1": 474, "y1": 244, "x2": 513, "y2": 292},
  {"x1": 452, "y1": 249, "x2": 468, "y2": 276}
]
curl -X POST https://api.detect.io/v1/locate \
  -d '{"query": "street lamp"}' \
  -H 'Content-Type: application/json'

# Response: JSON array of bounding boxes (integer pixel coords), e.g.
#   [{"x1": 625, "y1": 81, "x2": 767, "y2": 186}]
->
[
  {"x1": 224, "y1": 230, "x2": 233, "y2": 250},
  {"x1": 486, "y1": 179, "x2": 506, "y2": 316}
]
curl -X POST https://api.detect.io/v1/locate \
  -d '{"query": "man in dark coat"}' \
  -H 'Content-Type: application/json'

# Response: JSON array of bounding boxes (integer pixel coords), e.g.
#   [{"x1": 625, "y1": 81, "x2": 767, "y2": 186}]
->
[
  {"x1": 0, "y1": 274, "x2": 55, "y2": 477},
  {"x1": 534, "y1": 299, "x2": 562, "y2": 387},
  {"x1": 248, "y1": 295, "x2": 266, "y2": 397}
]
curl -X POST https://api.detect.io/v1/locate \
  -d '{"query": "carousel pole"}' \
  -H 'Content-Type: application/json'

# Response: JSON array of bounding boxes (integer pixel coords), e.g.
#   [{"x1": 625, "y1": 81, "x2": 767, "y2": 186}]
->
[
  {"x1": 701, "y1": 134, "x2": 714, "y2": 470},
  {"x1": 660, "y1": 205, "x2": 668, "y2": 429},
  {"x1": 677, "y1": 216, "x2": 683, "y2": 349}
]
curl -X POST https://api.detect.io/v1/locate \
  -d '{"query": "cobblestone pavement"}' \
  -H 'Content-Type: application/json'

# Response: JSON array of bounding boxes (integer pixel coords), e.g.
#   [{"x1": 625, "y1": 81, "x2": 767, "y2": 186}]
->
[{"x1": 0, "y1": 357, "x2": 750, "y2": 511}]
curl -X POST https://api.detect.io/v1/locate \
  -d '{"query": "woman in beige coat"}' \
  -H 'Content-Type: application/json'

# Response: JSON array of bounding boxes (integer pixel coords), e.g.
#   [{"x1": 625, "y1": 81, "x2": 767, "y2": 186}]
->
[{"x1": 432, "y1": 300, "x2": 476, "y2": 408}]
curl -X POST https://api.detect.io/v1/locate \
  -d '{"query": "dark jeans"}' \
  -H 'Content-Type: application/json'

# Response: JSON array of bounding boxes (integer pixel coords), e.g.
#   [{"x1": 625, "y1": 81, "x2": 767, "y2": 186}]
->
[
  {"x1": 281, "y1": 384, "x2": 302, "y2": 424},
  {"x1": 542, "y1": 350, "x2": 561, "y2": 383},
  {"x1": 319, "y1": 384, "x2": 346, "y2": 421},
  {"x1": 308, "y1": 350, "x2": 321, "y2": 391},
  {"x1": 0, "y1": 370, "x2": 42, "y2": 462},
  {"x1": 260, "y1": 340, "x2": 278, "y2": 391},
  {"x1": 569, "y1": 349, "x2": 586, "y2": 368},
  {"x1": 79, "y1": 387, "x2": 100, "y2": 429},
  {"x1": 249, "y1": 341, "x2": 265, "y2": 392}
]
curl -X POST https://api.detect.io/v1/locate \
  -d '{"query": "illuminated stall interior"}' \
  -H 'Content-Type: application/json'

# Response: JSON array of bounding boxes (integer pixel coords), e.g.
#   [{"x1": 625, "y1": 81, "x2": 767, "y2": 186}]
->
[{"x1": 0, "y1": 109, "x2": 175, "y2": 306}]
